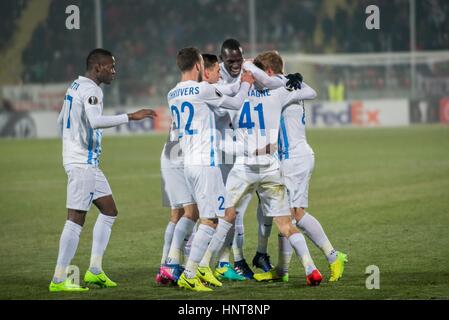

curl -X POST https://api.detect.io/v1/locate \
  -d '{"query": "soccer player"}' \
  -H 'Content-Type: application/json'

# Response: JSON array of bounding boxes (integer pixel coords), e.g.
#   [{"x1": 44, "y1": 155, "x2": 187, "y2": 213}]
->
[
  {"x1": 49, "y1": 48, "x2": 156, "y2": 292},
  {"x1": 156, "y1": 121, "x2": 198, "y2": 285},
  {"x1": 202, "y1": 53, "x2": 221, "y2": 84},
  {"x1": 200, "y1": 49, "x2": 294, "y2": 280},
  {"x1": 163, "y1": 47, "x2": 254, "y2": 291},
  {"x1": 197, "y1": 52, "x2": 247, "y2": 282},
  {"x1": 225, "y1": 51, "x2": 324, "y2": 286},
  {"x1": 157, "y1": 54, "x2": 229, "y2": 286},
  {"x1": 251, "y1": 52, "x2": 348, "y2": 283},
  {"x1": 216, "y1": 39, "x2": 303, "y2": 279},
  {"x1": 214, "y1": 40, "x2": 256, "y2": 279}
]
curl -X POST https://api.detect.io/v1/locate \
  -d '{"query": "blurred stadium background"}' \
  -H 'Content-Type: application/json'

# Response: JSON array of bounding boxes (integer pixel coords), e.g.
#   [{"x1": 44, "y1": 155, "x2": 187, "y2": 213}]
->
[
  {"x1": 0, "y1": 0, "x2": 448, "y2": 137},
  {"x1": 1, "y1": 0, "x2": 449, "y2": 300}
]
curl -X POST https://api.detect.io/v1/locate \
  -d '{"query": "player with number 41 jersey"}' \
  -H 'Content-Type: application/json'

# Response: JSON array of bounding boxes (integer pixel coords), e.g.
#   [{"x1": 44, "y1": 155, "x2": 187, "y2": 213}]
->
[{"x1": 225, "y1": 51, "x2": 325, "y2": 286}]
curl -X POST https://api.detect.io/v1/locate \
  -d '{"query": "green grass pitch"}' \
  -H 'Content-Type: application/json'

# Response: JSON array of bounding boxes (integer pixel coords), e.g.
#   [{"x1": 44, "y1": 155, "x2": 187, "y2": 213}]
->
[{"x1": 0, "y1": 125, "x2": 448, "y2": 300}]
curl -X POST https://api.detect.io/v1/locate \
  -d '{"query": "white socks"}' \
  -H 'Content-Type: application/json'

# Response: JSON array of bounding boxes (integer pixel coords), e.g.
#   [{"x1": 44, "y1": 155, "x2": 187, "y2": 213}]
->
[
  {"x1": 166, "y1": 217, "x2": 195, "y2": 265},
  {"x1": 288, "y1": 232, "x2": 317, "y2": 276},
  {"x1": 161, "y1": 221, "x2": 176, "y2": 265},
  {"x1": 296, "y1": 212, "x2": 337, "y2": 264},
  {"x1": 184, "y1": 224, "x2": 215, "y2": 278},
  {"x1": 53, "y1": 220, "x2": 83, "y2": 283},
  {"x1": 218, "y1": 224, "x2": 234, "y2": 264},
  {"x1": 89, "y1": 213, "x2": 116, "y2": 275},
  {"x1": 232, "y1": 213, "x2": 245, "y2": 262},
  {"x1": 183, "y1": 230, "x2": 195, "y2": 264},
  {"x1": 199, "y1": 219, "x2": 233, "y2": 267},
  {"x1": 277, "y1": 234, "x2": 293, "y2": 276}
]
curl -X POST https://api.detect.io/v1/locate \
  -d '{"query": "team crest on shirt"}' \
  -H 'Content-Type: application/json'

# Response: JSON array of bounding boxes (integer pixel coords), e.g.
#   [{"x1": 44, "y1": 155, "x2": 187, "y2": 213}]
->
[
  {"x1": 88, "y1": 96, "x2": 98, "y2": 105},
  {"x1": 215, "y1": 89, "x2": 223, "y2": 97}
]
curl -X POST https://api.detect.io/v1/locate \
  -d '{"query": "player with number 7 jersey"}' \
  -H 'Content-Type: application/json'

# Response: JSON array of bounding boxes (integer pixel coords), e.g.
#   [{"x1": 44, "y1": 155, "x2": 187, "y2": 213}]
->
[{"x1": 50, "y1": 49, "x2": 156, "y2": 292}]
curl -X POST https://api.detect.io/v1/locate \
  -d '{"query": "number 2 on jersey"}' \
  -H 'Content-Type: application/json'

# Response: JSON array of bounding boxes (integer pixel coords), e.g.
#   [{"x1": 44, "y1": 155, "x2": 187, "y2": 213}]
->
[
  {"x1": 181, "y1": 102, "x2": 197, "y2": 135},
  {"x1": 170, "y1": 105, "x2": 181, "y2": 137},
  {"x1": 238, "y1": 101, "x2": 265, "y2": 135},
  {"x1": 218, "y1": 196, "x2": 225, "y2": 210},
  {"x1": 170, "y1": 102, "x2": 197, "y2": 136}
]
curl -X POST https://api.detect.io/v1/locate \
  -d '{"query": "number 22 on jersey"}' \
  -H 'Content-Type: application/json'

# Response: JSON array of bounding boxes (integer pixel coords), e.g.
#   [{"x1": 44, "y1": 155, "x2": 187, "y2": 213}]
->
[{"x1": 170, "y1": 101, "x2": 198, "y2": 137}]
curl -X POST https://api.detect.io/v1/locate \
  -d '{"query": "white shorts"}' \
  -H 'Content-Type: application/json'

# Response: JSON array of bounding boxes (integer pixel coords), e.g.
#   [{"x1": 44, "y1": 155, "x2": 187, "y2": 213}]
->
[
  {"x1": 161, "y1": 167, "x2": 195, "y2": 209},
  {"x1": 184, "y1": 166, "x2": 226, "y2": 219},
  {"x1": 280, "y1": 154, "x2": 314, "y2": 209},
  {"x1": 226, "y1": 164, "x2": 290, "y2": 217},
  {"x1": 65, "y1": 165, "x2": 112, "y2": 211},
  {"x1": 220, "y1": 163, "x2": 234, "y2": 184}
]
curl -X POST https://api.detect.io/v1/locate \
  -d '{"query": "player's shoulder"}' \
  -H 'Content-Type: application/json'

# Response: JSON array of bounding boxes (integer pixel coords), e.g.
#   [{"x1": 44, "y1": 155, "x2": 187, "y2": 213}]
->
[
  {"x1": 76, "y1": 76, "x2": 102, "y2": 97},
  {"x1": 167, "y1": 81, "x2": 201, "y2": 101},
  {"x1": 273, "y1": 85, "x2": 292, "y2": 97},
  {"x1": 198, "y1": 81, "x2": 223, "y2": 99}
]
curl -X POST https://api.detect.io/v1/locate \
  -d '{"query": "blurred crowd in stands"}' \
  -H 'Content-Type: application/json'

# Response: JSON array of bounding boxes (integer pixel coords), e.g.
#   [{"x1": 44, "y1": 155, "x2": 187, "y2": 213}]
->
[
  {"x1": 2, "y1": 0, "x2": 448, "y2": 103},
  {"x1": 0, "y1": 0, "x2": 29, "y2": 51}
]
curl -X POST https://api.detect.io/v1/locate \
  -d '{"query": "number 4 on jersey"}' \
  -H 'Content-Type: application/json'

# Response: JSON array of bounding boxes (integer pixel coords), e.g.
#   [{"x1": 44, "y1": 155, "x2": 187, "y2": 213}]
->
[{"x1": 238, "y1": 101, "x2": 266, "y2": 135}]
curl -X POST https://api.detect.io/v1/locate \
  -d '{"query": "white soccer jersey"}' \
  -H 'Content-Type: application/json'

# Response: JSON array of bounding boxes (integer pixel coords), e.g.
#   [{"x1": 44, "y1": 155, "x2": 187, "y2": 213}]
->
[
  {"x1": 160, "y1": 122, "x2": 183, "y2": 169},
  {"x1": 279, "y1": 102, "x2": 314, "y2": 160},
  {"x1": 231, "y1": 82, "x2": 317, "y2": 166},
  {"x1": 167, "y1": 80, "x2": 249, "y2": 167},
  {"x1": 215, "y1": 62, "x2": 287, "y2": 162},
  {"x1": 60, "y1": 76, "x2": 104, "y2": 166},
  {"x1": 216, "y1": 62, "x2": 241, "y2": 152}
]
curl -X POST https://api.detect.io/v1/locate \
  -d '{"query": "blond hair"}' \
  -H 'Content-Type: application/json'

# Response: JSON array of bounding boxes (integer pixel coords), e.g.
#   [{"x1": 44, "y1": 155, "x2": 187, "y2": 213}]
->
[{"x1": 253, "y1": 50, "x2": 284, "y2": 74}]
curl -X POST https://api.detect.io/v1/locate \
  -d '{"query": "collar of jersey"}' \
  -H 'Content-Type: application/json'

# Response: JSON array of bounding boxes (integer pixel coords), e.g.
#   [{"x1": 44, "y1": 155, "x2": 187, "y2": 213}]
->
[{"x1": 78, "y1": 76, "x2": 100, "y2": 88}]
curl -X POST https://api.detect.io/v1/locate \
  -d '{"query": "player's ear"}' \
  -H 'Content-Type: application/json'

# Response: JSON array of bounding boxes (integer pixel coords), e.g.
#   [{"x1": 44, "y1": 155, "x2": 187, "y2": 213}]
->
[{"x1": 94, "y1": 63, "x2": 102, "y2": 74}]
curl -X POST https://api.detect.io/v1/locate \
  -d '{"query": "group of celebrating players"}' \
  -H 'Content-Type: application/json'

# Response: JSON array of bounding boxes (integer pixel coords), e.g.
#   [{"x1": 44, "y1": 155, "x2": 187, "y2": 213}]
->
[
  {"x1": 48, "y1": 38, "x2": 347, "y2": 293},
  {"x1": 157, "y1": 39, "x2": 348, "y2": 292}
]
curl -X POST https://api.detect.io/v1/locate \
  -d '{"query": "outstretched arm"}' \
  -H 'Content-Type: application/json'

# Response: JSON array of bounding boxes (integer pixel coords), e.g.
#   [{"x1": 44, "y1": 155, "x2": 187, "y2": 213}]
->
[
  {"x1": 242, "y1": 61, "x2": 287, "y2": 89},
  {"x1": 86, "y1": 107, "x2": 156, "y2": 129},
  {"x1": 213, "y1": 82, "x2": 240, "y2": 96},
  {"x1": 206, "y1": 72, "x2": 254, "y2": 111}
]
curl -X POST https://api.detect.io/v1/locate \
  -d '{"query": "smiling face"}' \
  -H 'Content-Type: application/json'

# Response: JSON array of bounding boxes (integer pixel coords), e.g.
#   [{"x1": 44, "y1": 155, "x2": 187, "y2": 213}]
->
[{"x1": 221, "y1": 48, "x2": 243, "y2": 78}]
